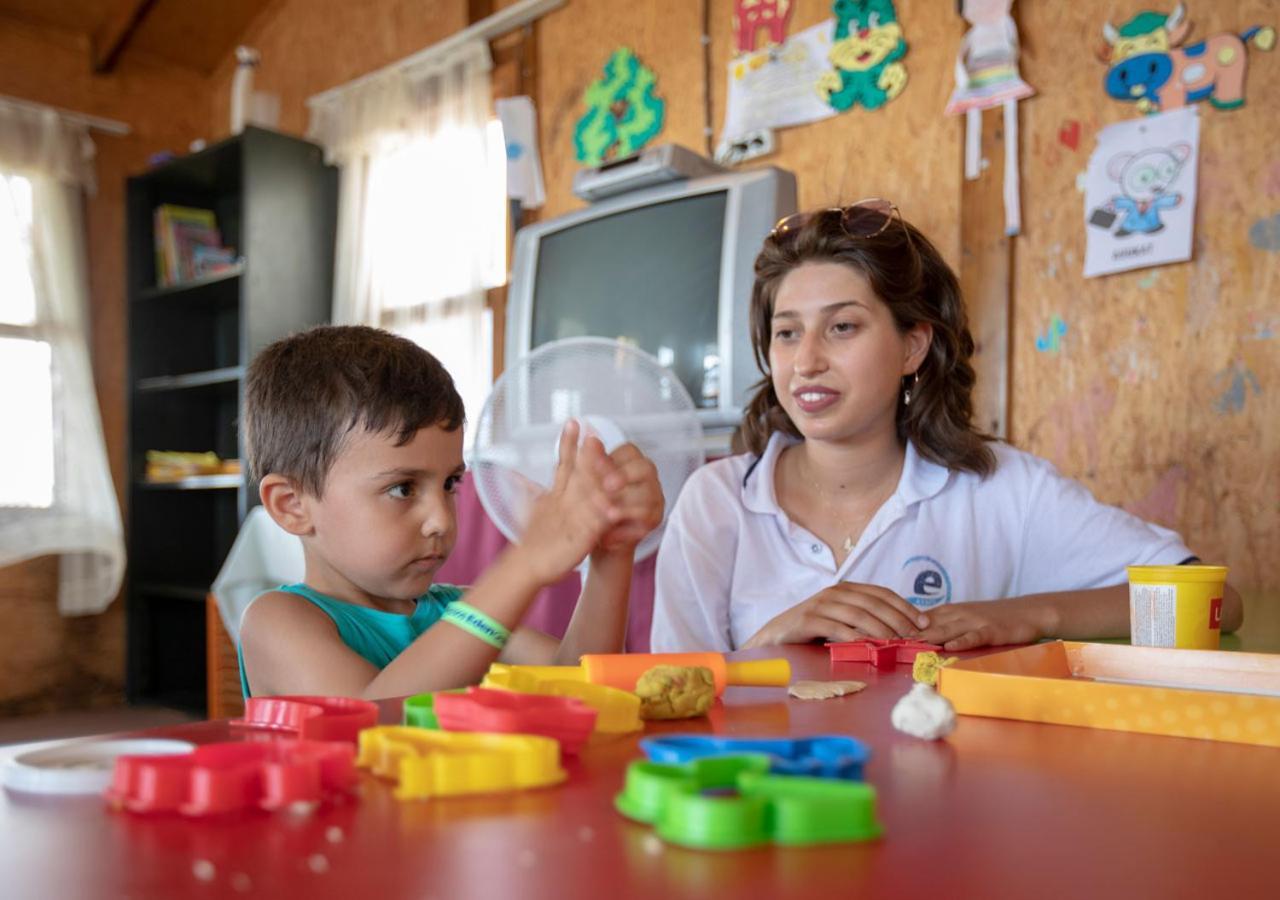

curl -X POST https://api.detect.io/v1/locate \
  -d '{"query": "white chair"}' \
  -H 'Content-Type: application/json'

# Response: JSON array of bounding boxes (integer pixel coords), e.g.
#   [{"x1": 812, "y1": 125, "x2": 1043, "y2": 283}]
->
[
  {"x1": 205, "y1": 507, "x2": 304, "y2": 717},
  {"x1": 211, "y1": 506, "x2": 305, "y2": 645}
]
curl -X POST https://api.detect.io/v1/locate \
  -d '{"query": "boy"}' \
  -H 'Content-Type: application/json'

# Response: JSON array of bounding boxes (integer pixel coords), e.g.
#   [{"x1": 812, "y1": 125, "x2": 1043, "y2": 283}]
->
[{"x1": 238, "y1": 325, "x2": 663, "y2": 699}]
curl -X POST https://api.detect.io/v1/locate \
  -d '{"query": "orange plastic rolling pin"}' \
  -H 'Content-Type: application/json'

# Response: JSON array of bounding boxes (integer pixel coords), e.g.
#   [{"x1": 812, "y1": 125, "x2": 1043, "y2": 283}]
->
[{"x1": 510, "y1": 653, "x2": 791, "y2": 696}]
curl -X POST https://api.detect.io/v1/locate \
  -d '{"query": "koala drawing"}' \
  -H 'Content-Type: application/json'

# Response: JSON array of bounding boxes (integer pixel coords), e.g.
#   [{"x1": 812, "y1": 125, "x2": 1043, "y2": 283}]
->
[{"x1": 1104, "y1": 143, "x2": 1191, "y2": 236}]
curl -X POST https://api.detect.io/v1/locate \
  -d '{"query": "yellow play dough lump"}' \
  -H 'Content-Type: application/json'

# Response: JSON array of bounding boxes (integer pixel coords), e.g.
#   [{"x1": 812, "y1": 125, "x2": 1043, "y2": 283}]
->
[{"x1": 634, "y1": 665, "x2": 716, "y2": 720}]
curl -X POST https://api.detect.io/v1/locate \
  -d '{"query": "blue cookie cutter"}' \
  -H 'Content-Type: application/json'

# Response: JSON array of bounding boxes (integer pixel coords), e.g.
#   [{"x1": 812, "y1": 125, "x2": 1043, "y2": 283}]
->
[{"x1": 638, "y1": 735, "x2": 870, "y2": 781}]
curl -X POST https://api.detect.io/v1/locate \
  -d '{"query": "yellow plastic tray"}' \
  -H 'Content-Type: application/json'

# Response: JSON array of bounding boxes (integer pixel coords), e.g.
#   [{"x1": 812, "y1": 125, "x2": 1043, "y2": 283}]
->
[{"x1": 937, "y1": 641, "x2": 1280, "y2": 747}]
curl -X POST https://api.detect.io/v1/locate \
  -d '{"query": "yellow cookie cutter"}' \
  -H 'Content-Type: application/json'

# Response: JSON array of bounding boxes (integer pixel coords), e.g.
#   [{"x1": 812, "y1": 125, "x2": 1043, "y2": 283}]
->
[
  {"x1": 356, "y1": 726, "x2": 565, "y2": 800},
  {"x1": 482, "y1": 664, "x2": 643, "y2": 734}
]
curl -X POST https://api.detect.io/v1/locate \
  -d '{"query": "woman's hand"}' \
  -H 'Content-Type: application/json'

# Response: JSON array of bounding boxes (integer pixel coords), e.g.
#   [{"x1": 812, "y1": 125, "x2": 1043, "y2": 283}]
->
[
  {"x1": 741, "y1": 582, "x2": 930, "y2": 649},
  {"x1": 915, "y1": 600, "x2": 1049, "y2": 651}
]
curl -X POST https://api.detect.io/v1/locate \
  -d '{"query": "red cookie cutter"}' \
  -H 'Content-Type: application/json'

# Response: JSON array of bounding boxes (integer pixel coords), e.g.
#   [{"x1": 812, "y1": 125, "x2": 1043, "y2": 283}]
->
[
  {"x1": 106, "y1": 739, "x2": 357, "y2": 816},
  {"x1": 433, "y1": 687, "x2": 598, "y2": 755},
  {"x1": 232, "y1": 695, "x2": 379, "y2": 743},
  {"x1": 826, "y1": 638, "x2": 941, "y2": 669}
]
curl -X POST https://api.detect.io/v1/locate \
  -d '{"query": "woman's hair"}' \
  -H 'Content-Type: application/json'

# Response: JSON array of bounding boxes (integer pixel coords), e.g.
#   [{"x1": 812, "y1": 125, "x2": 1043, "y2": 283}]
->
[
  {"x1": 740, "y1": 205, "x2": 995, "y2": 476},
  {"x1": 243, "y1": 324, "x2": 465, "y2": 496}
]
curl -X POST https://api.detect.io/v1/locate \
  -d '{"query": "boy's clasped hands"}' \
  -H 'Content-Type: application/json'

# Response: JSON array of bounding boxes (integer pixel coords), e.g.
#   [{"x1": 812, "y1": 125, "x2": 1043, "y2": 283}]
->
[{"x1": 516, "y1": 419, "x2": 665, "y2": 581}]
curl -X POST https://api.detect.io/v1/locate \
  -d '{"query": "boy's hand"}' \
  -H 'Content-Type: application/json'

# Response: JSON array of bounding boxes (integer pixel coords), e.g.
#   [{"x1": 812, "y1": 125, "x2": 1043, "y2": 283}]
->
[
  {"x1": 593, "y1": 443, "x2": 664, "y2": 556},
  {"x1": 914, "y1": 600, "x2": 1047, "y2": 652},
  {"x1": 741, "y1": 583, "x2": 929, "y2": 649},
  {"x1": 517, "y1": 420, "x2": 623, "y2": 585}
]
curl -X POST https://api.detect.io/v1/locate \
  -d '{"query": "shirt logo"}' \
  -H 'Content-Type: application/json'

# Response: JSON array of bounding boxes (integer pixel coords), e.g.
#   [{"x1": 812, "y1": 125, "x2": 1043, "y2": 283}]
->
[{"x1": 901, "y1": 555, "x2": 951, "y2": 609}]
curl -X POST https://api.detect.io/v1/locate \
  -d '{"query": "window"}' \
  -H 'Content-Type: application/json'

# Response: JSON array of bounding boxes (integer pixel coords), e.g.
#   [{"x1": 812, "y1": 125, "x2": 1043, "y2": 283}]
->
[
  {"x1": 0, "y1": 173, "x2": 54, "y2": 508},
  {"x1": 363, "y1": 118, "x2": 507, "y2": 437}
]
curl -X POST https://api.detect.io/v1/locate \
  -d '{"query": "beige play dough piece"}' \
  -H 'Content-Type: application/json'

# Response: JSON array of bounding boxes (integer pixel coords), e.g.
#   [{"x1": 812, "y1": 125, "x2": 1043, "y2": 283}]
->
[{"x1": 787, "y1": 679, "x2": 868, "y2": 700}]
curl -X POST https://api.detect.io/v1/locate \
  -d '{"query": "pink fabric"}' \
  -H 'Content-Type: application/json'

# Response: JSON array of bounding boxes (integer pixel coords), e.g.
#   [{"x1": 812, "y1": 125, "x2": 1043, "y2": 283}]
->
[{"x1": 435, "y1": 475, "x2": 655, "y2": 652}]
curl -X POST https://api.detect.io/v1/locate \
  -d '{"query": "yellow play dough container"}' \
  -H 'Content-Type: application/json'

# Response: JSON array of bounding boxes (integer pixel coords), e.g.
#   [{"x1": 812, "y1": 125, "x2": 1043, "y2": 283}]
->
[{"x1": 1127, "y1": 565, "x2": 1227, "y2": 650}]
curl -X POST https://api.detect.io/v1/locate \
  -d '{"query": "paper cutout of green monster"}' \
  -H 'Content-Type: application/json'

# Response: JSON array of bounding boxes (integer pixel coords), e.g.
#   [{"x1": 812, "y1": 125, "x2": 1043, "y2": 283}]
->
[
  {"x1": 574, "y1": 48, "x2": 666, "y2": 166},
  {"x1": 818, "y1": 0, "x2": 909, "y2": 111}
]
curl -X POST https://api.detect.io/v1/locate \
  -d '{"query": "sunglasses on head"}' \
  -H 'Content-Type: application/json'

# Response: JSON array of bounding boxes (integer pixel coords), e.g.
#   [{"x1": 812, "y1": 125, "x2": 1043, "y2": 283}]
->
[{"x1": 770, "y1": 198, "x2": 901, "y2": 242}]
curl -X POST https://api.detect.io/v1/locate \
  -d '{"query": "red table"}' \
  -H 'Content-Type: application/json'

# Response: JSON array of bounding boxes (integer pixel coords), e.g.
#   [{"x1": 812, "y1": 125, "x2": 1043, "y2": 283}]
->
[{"x1": 4, "y1": 643, "x2": 1279, "y2": 900}]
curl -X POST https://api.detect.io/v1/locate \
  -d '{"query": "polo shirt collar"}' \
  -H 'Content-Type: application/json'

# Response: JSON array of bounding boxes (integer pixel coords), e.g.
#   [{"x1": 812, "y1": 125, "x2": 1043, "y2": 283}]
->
[{"x1": 741, "y1": 431, "x2": 952, "y2": 516}]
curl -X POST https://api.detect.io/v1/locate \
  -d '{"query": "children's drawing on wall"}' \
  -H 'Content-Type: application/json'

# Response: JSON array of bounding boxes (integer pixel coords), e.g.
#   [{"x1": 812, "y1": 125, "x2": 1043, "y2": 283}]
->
[
  {"x1": 1083, "y1": 106, "x2": 1200, "y2": 278},
  {"x1": 734, "y1": 0, "x2": 795, "y2": 54},
  {"x1": 718, "y1": 1, "x2": 910, "y2": 165},
  {"x1": 1035, "y1": 315, "x2": 1067, "y2": 353},
  {"x1": 1248, "y1": 213, "x2": 1280, "y2": 252},
  {"x1": 574, "y1": 48, "x2": 665, "y2": 167},
  {"x1": 496, "y1": 96, "x2": 545, "y2": 210},
  {"x1": 718, "y1": 19, "x2": 840, "y2": 164},
  {"x1": 1097, "y1": 3, "x2": 1275, "y2": 116},
  {"x1": 945, "y1": 0, "x2": 1034, "y2": 236},
  {"x1": 819, "y1": 0, "x2": 909, "y2": 112}
]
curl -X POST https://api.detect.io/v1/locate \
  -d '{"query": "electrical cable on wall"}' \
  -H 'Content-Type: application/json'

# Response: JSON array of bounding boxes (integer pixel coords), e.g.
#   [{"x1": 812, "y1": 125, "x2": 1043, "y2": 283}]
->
[{"x1": 702, "y1": 0, "x2": 713, "y2": 157}]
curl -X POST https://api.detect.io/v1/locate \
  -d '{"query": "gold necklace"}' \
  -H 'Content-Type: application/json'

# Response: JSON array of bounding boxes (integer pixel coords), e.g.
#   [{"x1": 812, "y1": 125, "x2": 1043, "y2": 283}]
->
[{"x1": 798, "y1": 458, "x2": 860, "y2": 556}]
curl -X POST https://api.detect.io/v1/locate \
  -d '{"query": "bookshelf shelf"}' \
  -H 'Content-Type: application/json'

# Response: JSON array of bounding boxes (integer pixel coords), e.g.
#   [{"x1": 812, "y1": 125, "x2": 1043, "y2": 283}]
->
[
  {"x1": 136, "y1": 263, "x2": 244, "y2": 301},
  {"x1": 135, "y1": 582, "x2": 212, "y2": 603},
  {"x1": 126, "y1": 127, "x2": 336, "y2": 714},
  {"x1": 137, "y1": 473, "x2": 243, "y2": 490},
  {"x1": 135, "y1": 366, "x2": 242, "y2": 392}
]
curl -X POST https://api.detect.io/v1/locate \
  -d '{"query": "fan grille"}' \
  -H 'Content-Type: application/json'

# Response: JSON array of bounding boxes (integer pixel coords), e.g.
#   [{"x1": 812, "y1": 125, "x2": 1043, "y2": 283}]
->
[{"x1": 470, "y1": 337, "x2": 706, "y2": 560}]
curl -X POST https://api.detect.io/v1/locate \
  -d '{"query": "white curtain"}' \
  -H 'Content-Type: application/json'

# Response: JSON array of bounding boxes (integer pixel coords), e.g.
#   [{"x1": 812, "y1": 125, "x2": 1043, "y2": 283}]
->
[
  {"x1": 309, "y1": 40, "x2": 506, "y2": 430},
  {"x1": 0, "y1": 103, "x2": 125, "y2": 615}
]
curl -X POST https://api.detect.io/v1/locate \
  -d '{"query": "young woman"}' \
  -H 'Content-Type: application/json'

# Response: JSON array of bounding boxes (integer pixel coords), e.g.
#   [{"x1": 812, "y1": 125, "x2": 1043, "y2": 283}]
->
[{"x1": 651, "y1": 201, "x2": 1241, "y2": 652}]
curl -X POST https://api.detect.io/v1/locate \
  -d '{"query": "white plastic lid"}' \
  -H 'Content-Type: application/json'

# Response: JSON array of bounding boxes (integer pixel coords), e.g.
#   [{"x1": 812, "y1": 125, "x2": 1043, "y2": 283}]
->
[{"x1": 1, "y1": 738, "x2": 195, "y2": 796}]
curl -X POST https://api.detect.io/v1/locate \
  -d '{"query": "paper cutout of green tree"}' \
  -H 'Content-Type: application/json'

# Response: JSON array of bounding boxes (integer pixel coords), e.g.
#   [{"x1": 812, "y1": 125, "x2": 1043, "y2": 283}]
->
[{"x1": 574, "y1": 48, "x2": 666, "y2": 166}]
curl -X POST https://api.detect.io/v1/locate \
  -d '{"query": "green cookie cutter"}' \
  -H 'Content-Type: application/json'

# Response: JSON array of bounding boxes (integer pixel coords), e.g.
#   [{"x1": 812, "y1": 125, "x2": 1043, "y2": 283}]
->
[
  {"x1": 402, "y1": 689, "x2": 467, "y2": 729},
  {"x1": 615, "y1": 754, "x2": 883, "y2": 850}
]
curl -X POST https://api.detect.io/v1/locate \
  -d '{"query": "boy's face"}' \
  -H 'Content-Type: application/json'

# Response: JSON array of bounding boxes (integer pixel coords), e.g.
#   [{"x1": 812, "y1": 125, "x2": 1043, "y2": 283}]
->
[{"x1": 302, "y1": 423, "x2": 465, "y2": 604}]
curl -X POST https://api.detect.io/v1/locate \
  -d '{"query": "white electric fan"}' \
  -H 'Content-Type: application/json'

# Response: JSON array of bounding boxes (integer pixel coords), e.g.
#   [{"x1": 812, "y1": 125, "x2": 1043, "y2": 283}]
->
[{"x1": 468, "y1": 337, "x2": 706, "y2": 561}]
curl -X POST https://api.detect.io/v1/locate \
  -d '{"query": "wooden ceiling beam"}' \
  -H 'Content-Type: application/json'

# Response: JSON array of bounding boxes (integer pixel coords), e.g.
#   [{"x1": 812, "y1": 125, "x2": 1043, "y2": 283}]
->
[{"x1": 91, "y1": 0, "x2": 159, "y2": 74}]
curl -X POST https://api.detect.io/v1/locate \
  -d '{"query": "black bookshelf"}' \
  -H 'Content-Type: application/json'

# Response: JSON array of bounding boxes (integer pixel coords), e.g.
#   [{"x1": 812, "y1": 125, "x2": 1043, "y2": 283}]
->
[{"x1": 125, "y1": 127, "x2": 336, "y2": 712}]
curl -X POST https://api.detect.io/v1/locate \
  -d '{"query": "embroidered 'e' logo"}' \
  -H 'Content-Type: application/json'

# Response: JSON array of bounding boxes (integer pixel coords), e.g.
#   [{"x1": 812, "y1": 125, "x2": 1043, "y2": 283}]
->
[{"x1": 901, "y1": 555, "x2": 951, "y2": 609}]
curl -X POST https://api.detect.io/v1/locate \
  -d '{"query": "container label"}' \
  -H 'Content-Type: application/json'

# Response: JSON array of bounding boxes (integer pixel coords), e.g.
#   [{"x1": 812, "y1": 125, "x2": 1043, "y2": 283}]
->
[
  {"x1": 1209, "y1": 597, "x2": 1222, "y2": 630},
  {"x1": 1130, "y1": 584, "x2": 1177, "y2": 647}
]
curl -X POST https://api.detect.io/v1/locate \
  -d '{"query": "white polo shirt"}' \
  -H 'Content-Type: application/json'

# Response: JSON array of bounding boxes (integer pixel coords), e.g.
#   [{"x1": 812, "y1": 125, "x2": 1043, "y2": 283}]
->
[{"x1": 651, "y1": 432, "x2": 1194, "y2": 652}]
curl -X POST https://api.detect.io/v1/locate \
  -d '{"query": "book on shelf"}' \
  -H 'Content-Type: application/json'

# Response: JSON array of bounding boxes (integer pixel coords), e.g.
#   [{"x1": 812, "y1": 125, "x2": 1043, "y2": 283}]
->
[
  {"x1": 144, "y1": 450, "x2": 241, "y2": 483},
  {"x1": 152, "y1": 204, "x2": 239, "y2": 287}
]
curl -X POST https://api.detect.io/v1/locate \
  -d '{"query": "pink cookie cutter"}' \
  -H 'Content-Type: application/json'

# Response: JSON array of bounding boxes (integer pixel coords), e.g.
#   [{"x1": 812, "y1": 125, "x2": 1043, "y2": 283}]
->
[
  {"x1": 106, "y1": 739, "x2": 357, "y2": 815},
  {"x1": 232, "y1": 695, "x2": 380, "y2": 743},
  {"x1": 433, "y1": 687, "x2": 597, "y2": 755},
  {"x1": 827, "y1": 638, "x2": 942, "y2": 669}
]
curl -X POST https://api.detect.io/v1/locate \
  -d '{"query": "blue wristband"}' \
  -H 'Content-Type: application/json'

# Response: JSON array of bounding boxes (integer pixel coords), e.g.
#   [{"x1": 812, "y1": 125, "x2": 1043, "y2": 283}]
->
[{"x1": 440, "y1": 600, "x2": 510, "y2": 649}]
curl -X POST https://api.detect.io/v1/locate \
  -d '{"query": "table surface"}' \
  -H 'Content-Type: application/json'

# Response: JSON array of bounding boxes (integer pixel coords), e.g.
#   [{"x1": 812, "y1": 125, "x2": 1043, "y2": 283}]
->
[{"x1": 4, "y1": 640, "x2": 1280, "y2": 900}]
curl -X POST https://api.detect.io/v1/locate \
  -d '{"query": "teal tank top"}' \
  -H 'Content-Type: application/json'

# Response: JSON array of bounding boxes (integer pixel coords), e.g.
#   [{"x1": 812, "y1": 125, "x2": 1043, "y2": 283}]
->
[{"x1": 237, "y1": 582, "x2": 464, "y2": 698}]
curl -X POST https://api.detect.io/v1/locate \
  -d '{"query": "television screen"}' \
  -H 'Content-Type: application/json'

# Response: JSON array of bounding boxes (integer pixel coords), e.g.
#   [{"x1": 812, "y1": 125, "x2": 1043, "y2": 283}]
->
[{"x1": 530, "y1": 191, "x2": 727, "y2": 409}]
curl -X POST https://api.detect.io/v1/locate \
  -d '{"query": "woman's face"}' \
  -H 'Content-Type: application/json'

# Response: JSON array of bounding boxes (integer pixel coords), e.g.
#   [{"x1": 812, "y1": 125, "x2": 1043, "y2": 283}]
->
[{"x1": 768, "y1": 261, "x2": 930, "y2": 446}]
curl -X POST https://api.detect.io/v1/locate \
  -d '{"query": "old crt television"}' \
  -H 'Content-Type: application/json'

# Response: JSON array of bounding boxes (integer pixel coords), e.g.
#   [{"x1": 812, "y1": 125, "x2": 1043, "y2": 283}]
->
[{"x1": 505, "y1": 167, "x2": 798, "y2": 436}]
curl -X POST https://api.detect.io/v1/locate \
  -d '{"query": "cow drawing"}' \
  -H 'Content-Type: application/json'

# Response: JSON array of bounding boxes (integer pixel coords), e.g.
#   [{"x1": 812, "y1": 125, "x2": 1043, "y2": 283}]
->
[{"x1": 1099, "y1": 3, "x2": 1275, "y2": 114}]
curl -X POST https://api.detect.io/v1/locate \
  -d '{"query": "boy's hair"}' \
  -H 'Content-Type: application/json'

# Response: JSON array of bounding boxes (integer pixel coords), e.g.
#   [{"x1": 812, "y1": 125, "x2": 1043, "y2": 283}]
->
[
  {"x1": 243, "y1": 325, "x2": 465, "y2": 495},
  {"x1": 741, "y1": 205, "x2": 995, "y2": 476}
]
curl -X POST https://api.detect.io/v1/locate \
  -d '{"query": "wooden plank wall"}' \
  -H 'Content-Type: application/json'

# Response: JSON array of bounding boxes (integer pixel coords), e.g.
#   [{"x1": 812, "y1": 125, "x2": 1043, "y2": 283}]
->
[
  {"x1": 535, "y1": 0, "x2": 964, "y2": 261},
  {"x1": 1012, "y1": 1, "x2": 1278, "y2": 603}
]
